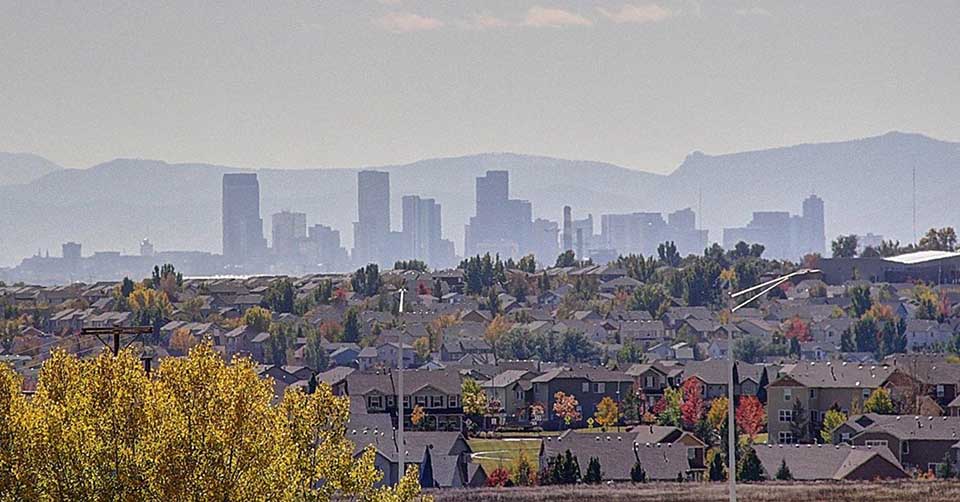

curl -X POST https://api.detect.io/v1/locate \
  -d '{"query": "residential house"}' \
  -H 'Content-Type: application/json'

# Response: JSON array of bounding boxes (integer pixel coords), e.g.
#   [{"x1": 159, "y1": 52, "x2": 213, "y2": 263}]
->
[
  {"x1": 530, "y1": 366, "x2": 633, "y2": 429},
  {"x1": 480, "y1": 369, "x2": 537, "y2": 427},
  {"x1": 346, "y1": 369, "x2": 464, "y2": 431},
  {"x1": 834, "y1": 413, "x2": 960, "y2": 473},
  {"x1": 753, "y1": 443, "x2": 907, "y2": 480}
]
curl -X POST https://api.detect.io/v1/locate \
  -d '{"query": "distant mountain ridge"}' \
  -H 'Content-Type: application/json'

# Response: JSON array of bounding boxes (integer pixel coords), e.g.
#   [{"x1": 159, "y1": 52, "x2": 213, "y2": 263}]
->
[
  {"x1": 0, "y1": 153, "x2": 63, "y2": 186},
  {"x1": 0, "y1": 131, "x2": 958, "y2": 268}
]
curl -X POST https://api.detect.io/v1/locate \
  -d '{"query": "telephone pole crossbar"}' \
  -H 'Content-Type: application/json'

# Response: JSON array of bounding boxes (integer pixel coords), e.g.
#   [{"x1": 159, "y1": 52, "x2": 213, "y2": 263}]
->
[{"x1": 80, "y1": 325, "x2": 154, "y2": 356}]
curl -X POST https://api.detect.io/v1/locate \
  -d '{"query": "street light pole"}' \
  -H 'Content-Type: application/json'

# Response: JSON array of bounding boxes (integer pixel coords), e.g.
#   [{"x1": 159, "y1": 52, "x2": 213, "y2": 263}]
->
[
  {"x1": 725, "y1": 269, "x2": 818, "y2": 502},
  {"x1": 397, "y1": 287, "x2": 406, "y2": 482}
]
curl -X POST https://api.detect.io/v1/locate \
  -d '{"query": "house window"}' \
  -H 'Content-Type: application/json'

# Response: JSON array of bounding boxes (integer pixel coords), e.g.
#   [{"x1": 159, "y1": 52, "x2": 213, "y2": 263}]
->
[
  {"x1": 779, "y1": 409, "x2": 793, "y2": 422},
  {"x1": 429, "y1": 395, "x2": 445, "y2": 409},
  {"x1": 841, "y1": 432, "x2": 851, "y2": 442},
  {"x1": 862, "y1": 388, "x2": 871, "y2": 399},
  {"x1": 778, "y1": 432, "x2": 794, "y2": 444},
  {"x1": 403, "y1": 396, "x2": 411, "y2": 409},
  {"x1": 415, "y1": 395, "x2": 427, "y2": 407},
  {"x1": 902, "y1": 442, "x2": 910, "y2": 454},
  {"x1": 865, "y1": 439, "x2": 888, "y2": 448},
  {"x1": 386, "y1": 396, "x2": 395, "y2": 408},
  {"x1": 368, "y1": 395, "x2": 383, "y2": 410},
  {"x1": 645, "y1": 376, "x2": 654, "y2": 388},
  {"x1": 595, "y1": 383, "x2": 606, "y2": 394},
  {"x1": 937, "y1": 385, "x2": 945, "y2": 398},
  {"x1": 582, "y1": 382, "x2": 590, "y2": 393},
  {"x1": 810, "y1": 388, "x2": 817, "y2": 399},
  {"x1": 516, "y1": 390, "x2": 524, "y2": 400},
  {"x1": 784, "y1": 388, "x2": 792, "y2": 401},
  {"x1": 448, "y1": 395, "x2": 460, "y2": 408},
  {"x1": 687, "y1": 448, "x2": 696, "y2": 460}
]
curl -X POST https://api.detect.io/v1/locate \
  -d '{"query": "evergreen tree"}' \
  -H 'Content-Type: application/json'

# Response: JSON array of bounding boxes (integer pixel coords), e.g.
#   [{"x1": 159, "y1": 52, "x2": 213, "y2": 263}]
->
[
  {"x1": 737, "y1": 447, "x2": 764, "y2": 481},
  {"x1": 561, "y1": 449, "x2": 581, "y2": 484},
  {"x1": 774, "y1": 458, "x2": 793, "y2": 480},
  {"x1": 584, "y1": 457, "x2": 602, "y2": 484},
  {"x1": 709, "y1": 451, "x2": 726, "y2": 481},
  {"x1": 630, "y1": 459, "x2": 647, "y2": 483},
  {"x1": 342, "y1": 308, "x2": 361, "y2": 343}
]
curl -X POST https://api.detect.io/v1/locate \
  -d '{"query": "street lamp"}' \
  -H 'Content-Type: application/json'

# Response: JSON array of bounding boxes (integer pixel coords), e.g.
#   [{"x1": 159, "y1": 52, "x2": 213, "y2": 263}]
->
[{"x1": 725, "y1": 268, "x2": 819, "y2": 502}]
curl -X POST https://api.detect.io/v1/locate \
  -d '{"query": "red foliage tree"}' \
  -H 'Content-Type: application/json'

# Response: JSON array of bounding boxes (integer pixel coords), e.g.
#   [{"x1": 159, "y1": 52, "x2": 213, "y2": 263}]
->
[
  {"x1": 486, "y1": 467, "x2": 511, "y2": 487},
  {"x1": 783, "y1": 315, "x2": 811, "y2": 342},
  {"x1": 736, "y1": 395, "x2": 766, "y2": 441},
  {"x1": 651, "y1": 396, "x2": 667, "y2": 416},
  {"x1": 680, "y1": 378, "x2": 704, "y2": 428}
]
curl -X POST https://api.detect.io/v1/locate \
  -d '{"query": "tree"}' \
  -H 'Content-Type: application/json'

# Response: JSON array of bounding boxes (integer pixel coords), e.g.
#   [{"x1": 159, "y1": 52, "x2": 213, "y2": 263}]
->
[
  {"x1": 263, "y1": 278, "x2": 296, "y2": 314},
  {"x1": 629, "y1": 283, "x2": 670, "y2": 319},
  {"x1": 462, "y1": 378, "x2": 488, "y2": 417},
  {"x1": 737, "y1": 447, "x2": 764, "y2": 482},
  {"x1": 775, "y1": 458, "x2": 793, "y2": 480},
  {"x1": 594, "y1": 396, "x2": 620, "y2": 429},
  {"x1": 486, "y1": 467, "x2": 511, "y2": 487},
  {"x1": 631, "y1": 459, "x2": 647, "y2": 483},
  {"x1": 241, "y1": 305, "x2": 273, "y2": 332},
  {"x1": 936, "y1": 451, "x2": 955, "y2": 479},
  {"x1": 657, "y1": 241, "x2": 681, "y2": 267},
  {"x1": 350, "y1": 264, "x2": 382, "y2": 297},
  {"x1": 128, "y1": 283, "x2": 173, "y2": 341},
  {"x1": 341, "y1": 307, "x2": 361, "y2": 343},
  {"x1": 820, "y1": 409, "x2": 847, "y2": 443},
  {"x1": 555, "y1": 250, "x2": 578, "y2": 268},
  {"x1": 152, "y1": 263, "x2": 183, "y2": 300},
  {"x1": 708, "y1": 450, "x2": 726, "y2": 481},
  {"x1": 553, "y1": 391, "x2": 581, "y2": 427},
  {"x1": 849, "y1": 285, "x2": 873, "y2": 318},
  {"x1": 393, "y1": 260, "x2": 428, "y2": 272},
  {"x1": 919, "y1": 227, "x2": 958, "y2": 252},
  {"x1": 0, "y1": 345, "x2": 425, "y2": 501},
  {"x1": 733, "y1": 336, "x2": 763, "y2": 364},
  {"x1": 784, "y1": 316, "x2": 811, "y2": 342},
  {"x1": 483, "y1": 315, "x2": 512, "y2": 346},
  {"x1": 517, "y1": 254, "x2": 537, "y2": 274},
  {"x1": 681, "y1": 379, "x2": 705, "y2": 428},
  {"x1": 831, "y1": 235, "x2": 859, "y2": 258},
  {"x1": 617, "y1": 341, "x2": 646, "y2": 365},
  {"x1": 789, "y1": 399, "x2": 808, "y2": 442},
  {"x1": 304, "y1": 329, "x2": 330, "y2": 373},
  {"x1": 736, "y1": 396, "x2": 766, "y2": 443},
  {"x1": 655, "y1": 387, "x2": 683, "y2": 427},
  {"x1": 584, "y1": 457, "x2": 603, "y2": 484},
  {"x1": 561, "y1": 450, "x2": 581, "y2": 484},
  {"x1": 622, "y1": 384, "x2": 646, "y2": 423},
  {"x1": 707, "y1": 397, "x2": 728, "y2": 431},
  {"x1": 864, "y1": 387, "x2": 895, "y2": 414},
  {"x1": 411, "y1": 405, "x2": 426, "y2": 430},
  {"x1": 413, "y1": 337, "x2": 431, "y2": 364},
  {"x1": 169, "y1": 327, "x2": 197, "y2": 355},
  {"x1": 513, "y1": 449, "x2": 537, "y2": 486}
]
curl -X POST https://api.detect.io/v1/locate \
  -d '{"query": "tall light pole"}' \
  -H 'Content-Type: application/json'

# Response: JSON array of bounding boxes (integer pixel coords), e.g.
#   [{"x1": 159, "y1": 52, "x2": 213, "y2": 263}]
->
[
  {"x1": 397, "y1": 287, "x2": 407, "y2": 481},
  {"x1": 725, "y1": 268, "x2": 819, "y2": 502}
]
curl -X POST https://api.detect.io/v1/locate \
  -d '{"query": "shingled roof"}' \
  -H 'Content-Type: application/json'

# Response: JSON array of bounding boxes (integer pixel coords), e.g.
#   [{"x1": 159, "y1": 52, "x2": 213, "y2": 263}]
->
[
  {"x1": 540, "y1": 431, "x2": 703, "y2": 481},
  {"x1": 772, "y1": 361, "x2": 897, "y2": 388},
  {"x1": 753, "y1": 443, "x2": 907, "y2": 480}
]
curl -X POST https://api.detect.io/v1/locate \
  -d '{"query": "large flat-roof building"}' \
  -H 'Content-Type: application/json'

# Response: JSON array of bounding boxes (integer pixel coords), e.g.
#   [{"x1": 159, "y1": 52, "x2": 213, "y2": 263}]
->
[{"x1": 819, "y1": 250, "x2": 960, "y2": 285}]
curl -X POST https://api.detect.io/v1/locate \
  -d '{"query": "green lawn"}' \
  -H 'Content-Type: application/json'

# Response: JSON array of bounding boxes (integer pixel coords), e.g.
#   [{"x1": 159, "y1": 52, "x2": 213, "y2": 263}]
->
[{"x1": 468, "y1": 438, "x2": 541, "y2": 474}]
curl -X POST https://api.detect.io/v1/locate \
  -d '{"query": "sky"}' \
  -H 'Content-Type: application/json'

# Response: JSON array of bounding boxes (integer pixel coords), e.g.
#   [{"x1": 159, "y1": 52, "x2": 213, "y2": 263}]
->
[{"x1": 1, "y1": 0, "x2": 958, "y2": 173}]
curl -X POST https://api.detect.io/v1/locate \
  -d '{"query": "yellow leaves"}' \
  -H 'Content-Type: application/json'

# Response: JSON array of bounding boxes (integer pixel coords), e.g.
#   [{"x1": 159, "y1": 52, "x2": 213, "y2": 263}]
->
[{"x1": 0, "y1": 343, "x2": 427, "y2": 502}]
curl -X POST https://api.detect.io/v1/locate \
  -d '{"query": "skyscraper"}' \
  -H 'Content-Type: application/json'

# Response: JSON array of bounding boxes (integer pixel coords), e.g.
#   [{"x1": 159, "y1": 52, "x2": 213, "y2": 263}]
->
[
  {"x1": 722, "y1": 195, "x2": 826, "y2": 260},
  {"x1": 802, "y1": 194, "x2": 826, "y2": 256},
  {"x1": 271, "y1": 210, "x2": 307, "y2": 258},
  {"x1": 562, "y1": 205, "x2": 573, "y2": 252},
  {"x1": 353, "y1": 170, "x2": 391, "y2": 266},
  {"x1": 222, "y1": 173, "x2": 266, "y2": 264},
  {"x1": 464, "y1": 170, "x2": 535, "y2": 260}
]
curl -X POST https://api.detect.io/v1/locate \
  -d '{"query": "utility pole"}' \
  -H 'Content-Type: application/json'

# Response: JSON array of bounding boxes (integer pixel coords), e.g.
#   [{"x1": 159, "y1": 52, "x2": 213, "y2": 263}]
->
[
  {"x1": 81, "y1": 325, "x2": 153, "y2": 356},
  {"x1": 397, "y1": 288, "x2": 406, "y2": 482}
]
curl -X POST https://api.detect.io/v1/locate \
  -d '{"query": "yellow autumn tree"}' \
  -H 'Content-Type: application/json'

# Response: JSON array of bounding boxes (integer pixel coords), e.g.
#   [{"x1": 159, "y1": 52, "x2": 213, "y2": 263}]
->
[
  {"x1": 0, "y1": 344, "x2": 428, "y2": 502},
  {"x1": 594, "y1": 396, "x2": 620, "y2": 429},
  {"x1": 707, "y1": 396, "x2": 728, "y2": 430}
]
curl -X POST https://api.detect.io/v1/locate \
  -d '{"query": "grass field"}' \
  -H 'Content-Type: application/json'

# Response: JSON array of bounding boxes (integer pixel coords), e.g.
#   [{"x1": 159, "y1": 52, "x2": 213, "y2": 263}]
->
[
  {"x1": 431, "y1": 481, "x2": 960, "y2": 501},
  {"x1": 468, "y1": 438, "x2": 541, "y2": 474}
]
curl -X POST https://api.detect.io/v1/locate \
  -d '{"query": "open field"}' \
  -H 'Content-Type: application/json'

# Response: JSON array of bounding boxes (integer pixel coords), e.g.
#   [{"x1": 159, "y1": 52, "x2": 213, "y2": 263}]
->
[
  {"x1": 430, "y1": 481, "x2": 960, "y2": 502},
  {"x1": 468, "y1": 438, "x2": 541, "y2": 474}
]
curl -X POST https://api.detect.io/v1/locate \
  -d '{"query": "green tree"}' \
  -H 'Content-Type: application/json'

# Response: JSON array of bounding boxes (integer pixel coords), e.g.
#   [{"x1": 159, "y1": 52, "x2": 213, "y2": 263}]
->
[
  {"x1": 629, "y1": 283, "x2": 670, "y2": 319},
  {"x1": 517, "y1": 254, "x2": 537, "y2": 274},
  {"x1": 657, "y1": 241, "x2": 681, "y2": 267},
  {"x1": 733, "y1": 336, "x2": 763, "y2": 364},
  {"x1": 708, "y1": 451, "x2": 726, "y2": 481},
  {"x1": 631, "y1": 459, "x2": 647, "y2": 483},
  {"x1": 350, "y1": 264, "x2": 381, "y2": 297},
  {"x1": 304, "y1": 330, "x2": 329, "y2": 372},
  {"x1": 616, "y1": 254, "x2": 658, "y2": 282},
  {"x1": 936, "y1": 451, "x2": 955, "y2": 479},
  {"x1": 848, "y1": 285, "x2": 873, "y2": 318},
  {"x1": 512, "y1": 449, "x2": 537, "y2": 486},
  {"x1": 656, "y1": 387, "x2": 683, "y2": 427},
  {"x1": 263, "y1": 278, "x2": 296, "y2": 314},
  {"x1": 789, "y1": 399, "x2": 808, "y2": 442},
  {"x1": 820, "y1": 409, "x2": 847, "y2": 443},
  {"x1": 774, "y1": 458, "x2": 793, "y2": 480},
  {"x1": 241, "y1": 305, "x2": 273, "y2": 332},
  {"x1": 831, "y1": 235, "x2": 859, "y2": 258},
  {"x1": 919, "y1": 227, "x2": 958, "y2": 252},
  {"x1": 863, "y1": 387, "x2": 895, "y2": 414},
  {"x1": 393, "y1": 260, "x2": 428, "y2": 272},
  {"x1": 737, "y1": 447, "x2": 764, "y2": 482},
  {"x1": 584, "y1": 457, "x2": 602, "y2": 484},
  {"x1": 341, "y1": 308, "x2": 361, "y2": 343},
  {"x1": 555, "y1": 250, "x2": 578, "y2": 268}
]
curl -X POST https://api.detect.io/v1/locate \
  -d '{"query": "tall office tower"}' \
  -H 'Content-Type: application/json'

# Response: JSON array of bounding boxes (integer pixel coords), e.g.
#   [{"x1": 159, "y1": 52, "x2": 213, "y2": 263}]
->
[
  {"x1": 62, "y1": 242, "x2": 82, "y2": 261},
  {"x1": 307, "y1": 224, "x2": 349, "y2": 271},
  {"x1": 402, "y1": 195, "x2": 443, "y2": 264},
  {"x1": 271, "y1": 210, "x2": 307, "y2": 258},
  {"x1": 532, "y1": 218, "x2": 560, "y2": 263},
  {"x1": 464, "y1": 170, "x2": 534, "y2": 260},
  {"x1": 222, "y1": 173, "x2": 267, "y2": 264},
  {"x1": 802, "y1": 194, "x2": 826, "y2": 256},
  {"x1": 353, "y1": 170, "x2": 391, "y2": 266},
  {"x1": 562, "y1": 206, "x2": 573, "y2": 252}
]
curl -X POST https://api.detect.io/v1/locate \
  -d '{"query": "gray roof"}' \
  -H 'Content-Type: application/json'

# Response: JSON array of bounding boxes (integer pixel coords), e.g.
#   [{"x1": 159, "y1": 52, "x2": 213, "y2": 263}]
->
[
  {"x1": 774, "y1": 361, "x2": 896, "y2": 389},
  {"x1": 540, "y1": 432, "x2": 701, "y2": 481},
  {"x1": 850, "y1": 414, "x2": 960, "y2": 441},
  {"x1": 753, "y1": 443, "x2": 905, "y2": 480}
]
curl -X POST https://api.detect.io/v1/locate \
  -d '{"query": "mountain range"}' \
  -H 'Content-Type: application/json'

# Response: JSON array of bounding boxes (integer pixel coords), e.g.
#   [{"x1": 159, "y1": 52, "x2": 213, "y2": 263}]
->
[{"x1": 0, "y1": 131, "x2": 958, "y2": 268}]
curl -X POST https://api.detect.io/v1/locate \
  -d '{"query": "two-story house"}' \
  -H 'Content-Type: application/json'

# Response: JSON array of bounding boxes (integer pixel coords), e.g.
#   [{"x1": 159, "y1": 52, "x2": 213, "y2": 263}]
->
[
  {"x1": 530, "y1": 366, "x2": 633, "y2": 429},
  {"x1": 346, "y1": 368, "x2": 464, "y2": 431},
  {"x1": 480, "y1": 369, "x2": 538, "y2": 427},
  {"x1": 833, "y1": 413, "x2": 960, "y2": 474}
]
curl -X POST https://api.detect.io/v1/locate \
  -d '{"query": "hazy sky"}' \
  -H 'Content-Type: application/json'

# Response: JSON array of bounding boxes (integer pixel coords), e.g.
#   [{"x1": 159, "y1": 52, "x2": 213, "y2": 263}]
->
[{"x1": 2, "y1": 0, "x2": 958, "y2": 173}]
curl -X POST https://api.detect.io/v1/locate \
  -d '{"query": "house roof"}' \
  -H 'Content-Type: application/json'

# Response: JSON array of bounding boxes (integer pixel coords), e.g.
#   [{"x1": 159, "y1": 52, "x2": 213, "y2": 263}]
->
[
  {"x1": 754, "y1": 443, "x2": 905, "y2": 480},
  {"x1": 884, "y1": 250, "x2": 960, "y2": 265},
  {"x1": 773, "y1": 361, "x2": 896, "y2": 389},
  {"x1": 530, "y1": 366, "x2": 632, "y2": 384},
  {"x1": 851, "y1": 414, "x2": 960, "y2": 441},
  {"x1": 482, "y1": 369, "x2": 533, "y2": 389},
  {"x1": 541, "y1": 432, "x2": 702, "y2": 481}
]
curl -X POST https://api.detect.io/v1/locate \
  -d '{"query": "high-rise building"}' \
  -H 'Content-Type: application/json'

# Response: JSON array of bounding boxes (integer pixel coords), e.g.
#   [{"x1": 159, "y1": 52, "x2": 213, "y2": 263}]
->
[
  {"x1": 353, "y1": 170, "x2": 391, "y2": 266},
  {"x1": 600, "y1": 208, "x2": 707, "y2": 257},
  {"x1": 272, "y1": 210, "x2": 307, "y2": 258},
  {"x1": 307, "y1": 224, "x2": 349, "y2": 271},
  {"x1": 562, "y1": 206, "x2": 573, "y2": 252},
  {"x1": 464, "y1": 170, "x2": 535, "y2": 260},
  {"x1": 62, "y1": 242, "x2": 82, "y2": 261},
  {"x1": 532, "y1": 218, "x2": 560, "y2": 262},
  {"x1": 222, "y1": 173, "x2": 266, "y2": 264},
  {"x1": 722, "y1": 195, "x2": 826, "y2": 260}
]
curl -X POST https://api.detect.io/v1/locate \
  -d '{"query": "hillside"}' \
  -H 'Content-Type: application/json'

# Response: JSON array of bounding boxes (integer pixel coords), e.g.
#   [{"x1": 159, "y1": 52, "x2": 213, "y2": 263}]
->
[
  {"x1": 0, "y1": 132, "x2": 957, "y2": 267},
  {"x1": 0, "y1": 153, "x2": 63, "y2": 186}
]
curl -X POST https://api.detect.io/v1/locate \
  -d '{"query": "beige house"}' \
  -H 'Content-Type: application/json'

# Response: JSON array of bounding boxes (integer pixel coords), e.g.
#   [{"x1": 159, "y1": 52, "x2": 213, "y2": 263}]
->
[{"x1": 767, "y1": 361, "x2": 908, "y2": 444}]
